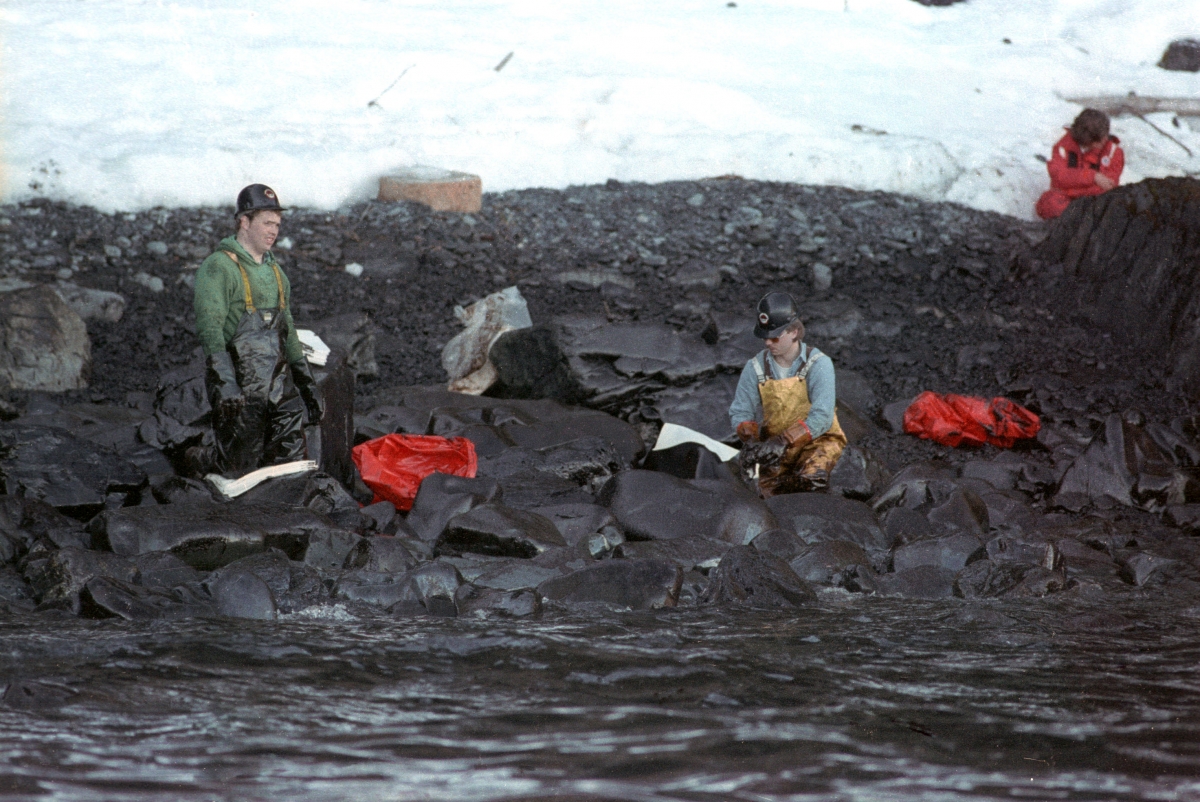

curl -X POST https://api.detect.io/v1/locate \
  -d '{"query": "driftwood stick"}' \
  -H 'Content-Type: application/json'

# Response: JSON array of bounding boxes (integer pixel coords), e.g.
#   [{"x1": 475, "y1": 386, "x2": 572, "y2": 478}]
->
[
  {"x1": 1135, "y1": 114, "x2": 1194, "y2": 157},
  {"x1": 1064, "y1": 95, "x2": 1200, "y2": 117},
  {"x1": 368, "y1": 64, "x2": 416, "y2": 108}
]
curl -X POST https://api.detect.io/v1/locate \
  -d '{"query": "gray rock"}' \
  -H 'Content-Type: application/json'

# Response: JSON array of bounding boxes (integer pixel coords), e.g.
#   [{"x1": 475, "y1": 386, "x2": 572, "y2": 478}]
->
[
  {"x1": 0, "y1": 286, "x2": 90, "y2": 391},
  {"x1": 871, "y1": 462, "x2": 960, "y2": 513},
  {"x1": 836, "y1": 368, "x2": 879, "y2": 416},
  {"x1": 406, "y1": 562, "x2": 464, "y2": 617},
  {"x1": 333, "y1": 569, "x2": 414, "y2": 608},
  {"x1": 647, "y1": 374, "x2": 741, "y2": 443},
  {"x1": 811, "y1": 262, "x2": 832, "y2": 291},
  {"x1": 529, "y1": 503, "x2": 620, "y2": 547},
  {"x1": 132, "y1": 551, "x2": 201, "y2": 589},
  {"x1": 954, "y1": 560, "x2": 1066, "y2": 599},
  {"x1": 1024, "y1": 178, "x2": 1200, "y2": 395}
]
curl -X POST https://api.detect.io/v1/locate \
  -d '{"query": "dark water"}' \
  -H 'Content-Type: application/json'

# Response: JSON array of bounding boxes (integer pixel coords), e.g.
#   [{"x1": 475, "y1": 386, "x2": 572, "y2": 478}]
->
[{"x1": 2, "y1": 591, "x2": 1199, "y2": 801}]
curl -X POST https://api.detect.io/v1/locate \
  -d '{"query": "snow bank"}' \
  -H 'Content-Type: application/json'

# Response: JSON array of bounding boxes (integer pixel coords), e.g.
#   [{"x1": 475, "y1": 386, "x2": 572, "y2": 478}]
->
[{"x1": 3, "y1": 0, "x2": 1198, "y2": 218}]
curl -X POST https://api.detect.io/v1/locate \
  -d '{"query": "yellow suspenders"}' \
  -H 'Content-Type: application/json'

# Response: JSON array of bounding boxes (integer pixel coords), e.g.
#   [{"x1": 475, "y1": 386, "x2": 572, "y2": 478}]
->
[{"x1": 223, "y1": 250, "x2": 286, "y2": 314}]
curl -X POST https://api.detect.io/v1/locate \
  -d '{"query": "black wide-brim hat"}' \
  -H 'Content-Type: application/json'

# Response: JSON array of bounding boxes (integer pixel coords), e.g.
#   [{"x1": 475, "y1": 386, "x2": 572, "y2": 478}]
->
[
  {"x1": 753, "y1": 291, "x2": 800, "y2": 338},
  {"x1": 235, "y1": 183, "x2": 285, "y2": 218}
]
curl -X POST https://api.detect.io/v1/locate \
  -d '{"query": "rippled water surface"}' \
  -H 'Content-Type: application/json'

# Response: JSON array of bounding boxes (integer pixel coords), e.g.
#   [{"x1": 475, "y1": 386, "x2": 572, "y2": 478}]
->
[{"x1": 2, "y1": 591, "x2": 1199, "y2": 801}]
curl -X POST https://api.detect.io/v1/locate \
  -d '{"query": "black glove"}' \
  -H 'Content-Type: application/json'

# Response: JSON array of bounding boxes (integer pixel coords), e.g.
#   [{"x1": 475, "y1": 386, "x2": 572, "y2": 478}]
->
[
  {"x1": 291, "y1": 359, "x2": 325, "y2": 425},
  {"x1": 738, "y1": 435, "x2": 788, "y2": 476},
  {"x1": 205, "y1": 351, "x2": 244, "y2": 419}
]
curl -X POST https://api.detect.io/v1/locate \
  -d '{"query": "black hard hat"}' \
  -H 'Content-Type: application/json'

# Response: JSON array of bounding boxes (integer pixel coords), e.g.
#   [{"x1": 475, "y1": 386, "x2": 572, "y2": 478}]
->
[
  {"x1": 753, "y1": 291, "x2": 800, "y2": 339},
  {"x1": 235, "y1": 183, "x2": 284, "y2": 218}
]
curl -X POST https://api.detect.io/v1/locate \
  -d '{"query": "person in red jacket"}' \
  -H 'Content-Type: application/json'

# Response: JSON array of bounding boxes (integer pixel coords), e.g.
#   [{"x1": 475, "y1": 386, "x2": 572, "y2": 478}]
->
[{"x1": 1035, "y1": 108, "x2": 1124, "y2": 220}]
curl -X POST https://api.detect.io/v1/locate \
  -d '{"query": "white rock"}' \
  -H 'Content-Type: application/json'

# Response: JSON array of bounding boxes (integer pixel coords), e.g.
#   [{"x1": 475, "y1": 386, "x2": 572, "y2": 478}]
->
[
  {"x1": 133, "y1": 272, "x2": 165, "y2": 293},
  {"x1": 146, "y1": 241, "x2": 169, "y2": 256},
  {"x1": 687, "y1": 193, "x2": 705, "y2": 207},
  {"x1": 276, "y1": 236, "x2": 294, "y2": 250},
  {"x1": 104, "y1": 245, "x2": 122, "y2": 259},
  {"x1": 54, "y1": 282, "x2": 126, "y2": 322},
  {"x1": 812, "y1": 262, "x2": 833, "y2": 291},
  {"x1": 344, "y1": 262, "x2": 364, "y2": 277},
  {"x1": 442, "y1": 286, "x2": 533, "y2": 394}
]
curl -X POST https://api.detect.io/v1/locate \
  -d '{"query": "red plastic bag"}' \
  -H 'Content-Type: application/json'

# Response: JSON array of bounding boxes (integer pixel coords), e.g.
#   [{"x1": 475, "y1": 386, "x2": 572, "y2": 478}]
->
[
  {"x1": 351, "y1": 434, "x2": 477, "y2": 511},
  {"x1": 902, "y1": 391, "x2": 1040, "y2": 449}
]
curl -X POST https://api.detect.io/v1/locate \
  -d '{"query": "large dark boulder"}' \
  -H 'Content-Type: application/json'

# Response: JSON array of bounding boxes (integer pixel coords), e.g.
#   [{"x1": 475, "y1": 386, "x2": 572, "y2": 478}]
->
[
  {"x1": 24, "y1": 547, "x2": 137, "y2": 612},
  {"x1": 892, "y1": 532, "x2": 984, "y2": 573},
  {"x1": 700, "y1": 546, "x2": 817, "y2": 608},
  {"x1": 790, "y1": 540, "x2": 870, "y2": 584},
  {"x1": 79, "y1": 577, "x2": 211, "y2": 621},
  {"x1": 828, "y1": 445, "x2": 891, "y2": 501},
  {"x1": 1054, "y1": 414, "x2": 1181, "y2": 513},
  {"x1": 487, "y1": 315, "x2": 751, "y2": 415},
  {"x1": 614, "y1": 536, "x2": 732, "y2": 573},
  {"x1": 344, "y1": 535, "x2": 417, "y2": 573},
  {"x1": 1022, "y1": 178, "x2": 1200, "y2": 393},
  {"x1": 88, "y1": 500, "x2": 353, "y2": 570},
  {"x1": 436, "y1": 503, "x2": 566, "y2": 558},
  {"x1": 0, "y1": 423, "x2": 147, "y2": 519},
  {"x1": 0, "y1": 285, "x2": 90, "y2": 391},
  {"x1": 598, "y1": 469, "x2": 776, "y2": 544},
  {"x1": 766, "y1": 493, "x2": 889, "y2": 555},
  {"x1": 207, "y1": 570, "x2": 278, "y2": 620},
  {"x1": 206, "y1": 552, "x2": 328, "y2": 614},
  {"x1": 406, "y1": 473, "x2": 501, "y2": 542},
  {"x1": 1159, "y1": 39, "x2": 1200, "y2": 72},
  {"x1": 454, "y1": 584, "x2": 541, "y2": 617},
  {"x1": 876, "y1": 565, "x2": 958, "y2": 599},
  {"x1": 537, "y1": 559, "x2": 682, "y2": 609}
]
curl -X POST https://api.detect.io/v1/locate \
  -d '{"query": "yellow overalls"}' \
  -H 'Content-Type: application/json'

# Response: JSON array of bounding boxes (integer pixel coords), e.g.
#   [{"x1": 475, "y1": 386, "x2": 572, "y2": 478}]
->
[{"x1": 752, "y1": 347, "x2": 847, "y2": 496}]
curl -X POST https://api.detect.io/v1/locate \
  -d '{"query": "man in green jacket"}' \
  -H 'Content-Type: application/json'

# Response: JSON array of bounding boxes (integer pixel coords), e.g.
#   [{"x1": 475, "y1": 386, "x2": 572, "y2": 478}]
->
[{"x1": 189, "y1": 183, "x2": 323, "y2": 476}]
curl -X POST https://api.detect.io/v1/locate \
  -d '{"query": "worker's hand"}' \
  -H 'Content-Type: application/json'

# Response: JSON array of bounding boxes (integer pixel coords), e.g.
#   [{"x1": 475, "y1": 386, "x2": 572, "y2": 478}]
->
[
  {"x1": 739, "y1": 435, "x2": 788, "y2": 474},
  {"x1": 1094, "y1": 173, "x2": 1116, "y2": 191},
  {"x1": 205, "y1": 351, "x2": 245, "y2": 421},
  {"x1": 290, "y1": 359, "x2": 325, "y2": 425},
  {"x1": 736, "y1": 421, "x2": 759, "y2": 443},
  {"x1": 215, "y1": 393, "x2": 245, "y2": 420}
]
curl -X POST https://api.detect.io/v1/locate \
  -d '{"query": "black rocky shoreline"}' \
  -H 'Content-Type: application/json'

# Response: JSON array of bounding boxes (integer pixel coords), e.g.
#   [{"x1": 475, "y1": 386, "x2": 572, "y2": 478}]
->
[{"x1": 1, "y1": 176, "x2": 1199, "y2": 620}]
